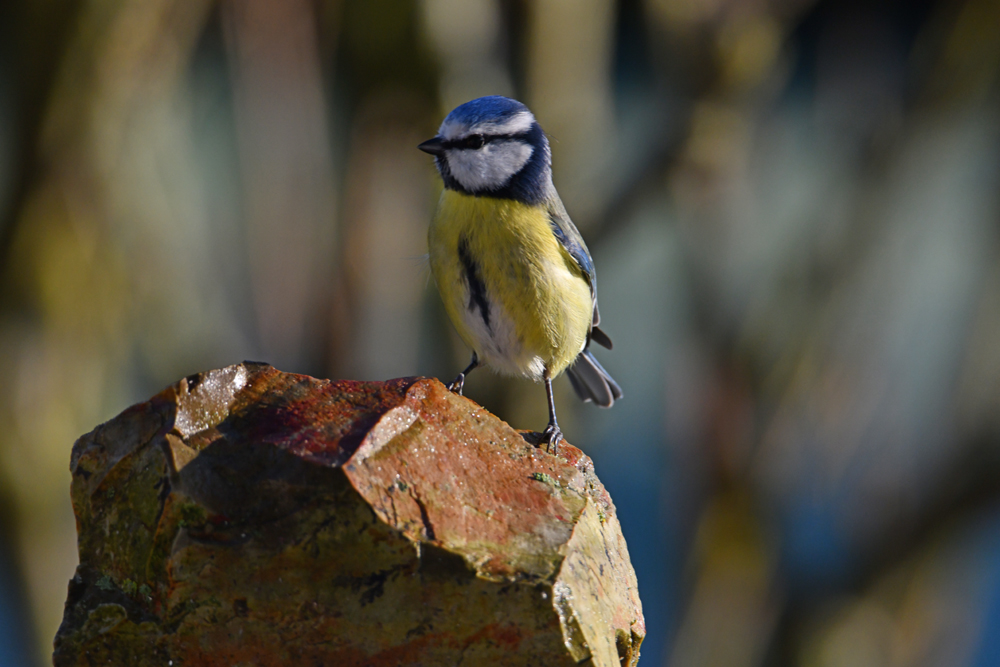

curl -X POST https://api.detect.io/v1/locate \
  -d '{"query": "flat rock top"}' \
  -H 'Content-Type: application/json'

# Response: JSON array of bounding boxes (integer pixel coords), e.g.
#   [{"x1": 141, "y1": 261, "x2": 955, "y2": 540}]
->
[{"x1": 59, "y1": 362, "x2": 644, "y2": 667}]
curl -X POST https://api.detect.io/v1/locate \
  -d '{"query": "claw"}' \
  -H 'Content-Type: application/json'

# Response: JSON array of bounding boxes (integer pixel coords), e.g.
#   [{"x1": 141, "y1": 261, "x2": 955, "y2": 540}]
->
[
  {"x1": 446, "y1": 374, "x2": 466, "y2": 395},
  {"x1": 541, "y1": 422, "x2": 563, "y2": 456},
  {"x1": 447, "y1": 353, "x2": 478, "y2": 396}
]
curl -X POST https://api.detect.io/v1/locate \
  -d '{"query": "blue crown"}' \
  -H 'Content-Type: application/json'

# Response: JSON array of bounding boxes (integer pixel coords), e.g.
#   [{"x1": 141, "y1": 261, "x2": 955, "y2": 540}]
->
[{"x1": 444, "y1": 96, "x2": 530, "y2": 126}]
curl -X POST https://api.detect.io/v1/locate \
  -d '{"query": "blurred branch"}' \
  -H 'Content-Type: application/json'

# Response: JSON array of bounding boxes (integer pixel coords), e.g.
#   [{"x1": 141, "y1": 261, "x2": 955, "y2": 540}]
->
[
  {"x1": 0, "y1": 0, "x2": 215, "y2": 658},
  {"x1": 221, "y1": 0, "x2": 338, "y2": 372},
  {"x1": 0, "y1": 0, "x2": 85, "y2": 292}
]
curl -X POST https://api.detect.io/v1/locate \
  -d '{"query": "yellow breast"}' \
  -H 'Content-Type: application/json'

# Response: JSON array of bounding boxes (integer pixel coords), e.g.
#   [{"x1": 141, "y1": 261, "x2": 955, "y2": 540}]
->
[{"x1": 428, "y1": 190, "x2": 592, "y2": 380}]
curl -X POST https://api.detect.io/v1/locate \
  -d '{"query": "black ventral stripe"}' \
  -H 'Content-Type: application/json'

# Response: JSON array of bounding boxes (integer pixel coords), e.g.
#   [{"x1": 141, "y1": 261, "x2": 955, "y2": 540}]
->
[{"x1": 457, "y1": 236, "x2": 492, "y2": 333}]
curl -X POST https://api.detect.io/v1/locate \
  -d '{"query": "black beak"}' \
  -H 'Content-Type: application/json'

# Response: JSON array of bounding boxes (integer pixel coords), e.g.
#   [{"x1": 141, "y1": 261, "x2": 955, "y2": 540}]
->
[{"x1": 418, "y1": 137, "x2": 445, "y2": 156}]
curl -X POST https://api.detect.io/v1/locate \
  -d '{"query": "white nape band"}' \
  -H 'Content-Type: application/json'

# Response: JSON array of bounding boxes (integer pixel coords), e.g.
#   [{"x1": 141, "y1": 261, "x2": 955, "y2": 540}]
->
[
  {"x1": 477, "y1": 111, "x2": 535, "y2": 137},
  {"x1": 439, "y1": 110, "x2": 535, "y2": 141}
]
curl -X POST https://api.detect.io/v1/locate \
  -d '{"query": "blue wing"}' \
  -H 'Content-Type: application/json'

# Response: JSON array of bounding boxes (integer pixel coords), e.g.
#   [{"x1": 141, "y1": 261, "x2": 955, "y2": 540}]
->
[
  {"x1": 548, "y1": 211, "x2": 595, "y2": 289},
  {"x1": 546, "y1": 199, "x2": 612, "y2": 348},
  {"x1": 547, "y1": 197, "x2": 621, "y2": 405}
]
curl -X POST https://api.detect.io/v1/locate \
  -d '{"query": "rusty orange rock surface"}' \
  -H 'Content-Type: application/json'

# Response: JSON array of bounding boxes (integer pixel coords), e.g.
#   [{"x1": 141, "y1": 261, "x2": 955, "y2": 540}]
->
[{"x1": 54, "y1": 362, "x2": 644, "y2": 666}]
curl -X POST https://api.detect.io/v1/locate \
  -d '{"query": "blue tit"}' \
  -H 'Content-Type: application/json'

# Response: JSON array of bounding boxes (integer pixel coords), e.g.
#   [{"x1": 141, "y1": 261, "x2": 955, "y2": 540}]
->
[{"x1": 419, "y1": 95, "x2": 622, "y2": 453}]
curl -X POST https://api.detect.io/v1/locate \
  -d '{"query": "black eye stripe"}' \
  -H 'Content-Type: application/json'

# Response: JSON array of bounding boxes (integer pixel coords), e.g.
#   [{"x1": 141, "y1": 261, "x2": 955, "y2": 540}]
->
[
  {"x1": 444, "y1": 132, "x2": 526, "y2": 150},
  {"x1": 464, "y1": 134, "x2": 486, "y2": 149}
]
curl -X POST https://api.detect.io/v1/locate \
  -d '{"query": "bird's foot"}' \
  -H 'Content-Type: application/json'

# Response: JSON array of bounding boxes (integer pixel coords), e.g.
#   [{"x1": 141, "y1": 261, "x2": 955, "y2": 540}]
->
[
  {"x1": 446, "y1": 373, "x2": 466, "y2": 395},
  {"x1": 540, "y1": 422, "x2": 563, "y2": 456}
]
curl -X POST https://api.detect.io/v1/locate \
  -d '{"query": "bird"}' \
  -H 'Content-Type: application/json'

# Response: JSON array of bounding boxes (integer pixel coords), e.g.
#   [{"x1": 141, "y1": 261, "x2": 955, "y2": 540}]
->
[{"x1": 419, "y1": 95, "x2": 621, "y2": 454}]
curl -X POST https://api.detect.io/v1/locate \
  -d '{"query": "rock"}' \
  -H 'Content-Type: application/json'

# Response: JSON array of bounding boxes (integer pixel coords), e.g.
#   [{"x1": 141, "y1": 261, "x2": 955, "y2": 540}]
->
[{"x1": 54, "y1": 362, "x2": 644, "y2": 666}]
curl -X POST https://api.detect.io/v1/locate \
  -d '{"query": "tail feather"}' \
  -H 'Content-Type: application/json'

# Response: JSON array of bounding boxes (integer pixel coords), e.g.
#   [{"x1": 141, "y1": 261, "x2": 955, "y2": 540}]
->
[
  {"x1": 590, "y1": 325, "x2": 613, "y2": 350},
  {"x1": 566, "y1": 349, "x2": 623, "y2": 408}
]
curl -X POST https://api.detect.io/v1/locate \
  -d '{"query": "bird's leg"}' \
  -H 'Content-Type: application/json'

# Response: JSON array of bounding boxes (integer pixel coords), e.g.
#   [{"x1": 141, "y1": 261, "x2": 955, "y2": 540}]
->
[
  {"x1": 447, "y1": 352, "x2": 479, "y2": 395},
  {"x1": 540, "y1": 374, "x2": 563, "y2": 455}
]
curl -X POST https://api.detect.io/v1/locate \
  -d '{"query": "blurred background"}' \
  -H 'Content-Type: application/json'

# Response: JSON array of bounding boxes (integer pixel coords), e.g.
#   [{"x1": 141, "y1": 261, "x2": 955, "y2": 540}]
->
[{"x1": 1, "y1": 0, "x2": 999, "y2": 664}]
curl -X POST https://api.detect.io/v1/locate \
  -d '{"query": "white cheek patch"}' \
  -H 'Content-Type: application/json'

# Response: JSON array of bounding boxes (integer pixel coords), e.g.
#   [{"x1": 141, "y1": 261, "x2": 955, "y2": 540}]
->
[{"x1": 446, "y1": 141, "x2": 534, "y2": 192}]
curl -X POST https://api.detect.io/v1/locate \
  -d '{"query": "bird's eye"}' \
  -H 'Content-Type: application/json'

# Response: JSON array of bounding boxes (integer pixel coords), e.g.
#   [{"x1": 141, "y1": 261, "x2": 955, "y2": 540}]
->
[{"x1": 461, "y1": 134, "x2": 486, "y2": 150}]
